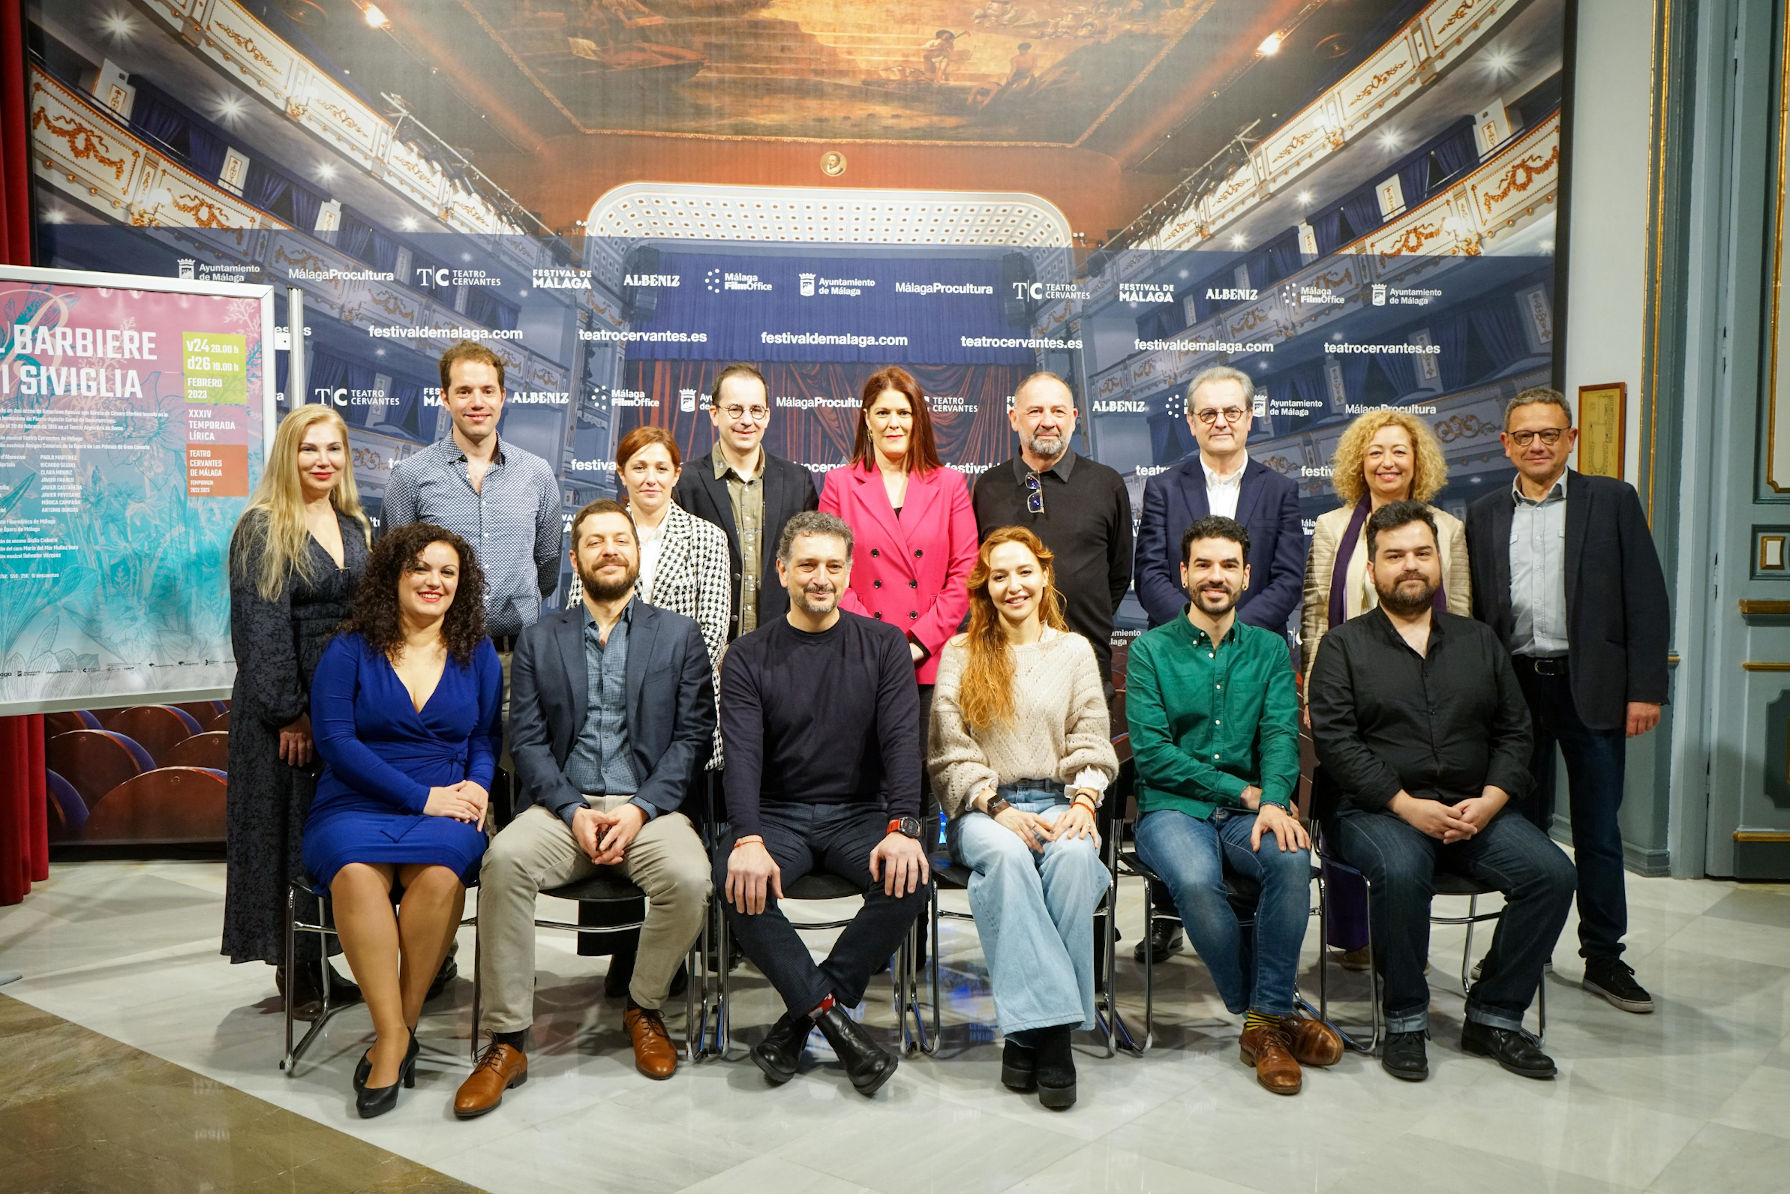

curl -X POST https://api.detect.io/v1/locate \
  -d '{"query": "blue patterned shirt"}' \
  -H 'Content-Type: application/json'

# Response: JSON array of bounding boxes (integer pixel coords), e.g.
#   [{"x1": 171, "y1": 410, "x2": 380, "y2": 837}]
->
[{"x1": 382, "y1": 435, "x2": 561, "y2": 638}]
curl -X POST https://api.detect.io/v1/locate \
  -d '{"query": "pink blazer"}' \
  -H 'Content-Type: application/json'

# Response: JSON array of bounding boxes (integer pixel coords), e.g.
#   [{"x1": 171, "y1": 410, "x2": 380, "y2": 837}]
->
[{"x1": 819, "y1": 461, "x2": 978, "y2": 685}]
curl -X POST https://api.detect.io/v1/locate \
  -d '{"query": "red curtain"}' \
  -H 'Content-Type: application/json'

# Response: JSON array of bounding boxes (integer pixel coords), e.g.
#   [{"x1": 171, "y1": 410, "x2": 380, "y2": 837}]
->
[{"x1": 1, "y1": 1, "x2": 48, "y2": 905}]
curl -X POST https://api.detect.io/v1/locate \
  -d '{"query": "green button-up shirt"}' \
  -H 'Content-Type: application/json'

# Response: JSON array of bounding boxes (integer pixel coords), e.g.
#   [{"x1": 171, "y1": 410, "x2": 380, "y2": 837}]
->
[{"x1": 1125, "y1": 610, "x2": 1300, "y2": 820}]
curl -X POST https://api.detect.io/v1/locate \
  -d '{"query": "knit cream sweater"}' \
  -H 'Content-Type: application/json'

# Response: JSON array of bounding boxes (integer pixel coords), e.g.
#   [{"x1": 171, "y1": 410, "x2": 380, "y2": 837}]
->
[{"x1": 928, "y1": 627, "x2": 1118, "y2": 819}]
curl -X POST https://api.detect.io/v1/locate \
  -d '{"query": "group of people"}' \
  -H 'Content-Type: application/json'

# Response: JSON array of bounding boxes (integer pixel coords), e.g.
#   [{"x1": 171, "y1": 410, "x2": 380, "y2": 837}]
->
[{"x1": 220, "y1": 339, "x2": 1669, "y2": 1121}]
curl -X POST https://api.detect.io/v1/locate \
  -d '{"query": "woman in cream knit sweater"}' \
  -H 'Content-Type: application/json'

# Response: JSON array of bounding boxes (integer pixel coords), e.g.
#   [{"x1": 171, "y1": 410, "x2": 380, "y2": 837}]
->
[{"x1": 929, "y1": 525, "x2": 1117, "y2": 1111}]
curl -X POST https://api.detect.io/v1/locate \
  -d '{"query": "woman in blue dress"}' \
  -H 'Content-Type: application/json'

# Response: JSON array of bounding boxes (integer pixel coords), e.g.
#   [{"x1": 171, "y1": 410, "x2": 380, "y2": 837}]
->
[{"x1": 303, "y1": 521, "x2": 500, "y2": 1117}]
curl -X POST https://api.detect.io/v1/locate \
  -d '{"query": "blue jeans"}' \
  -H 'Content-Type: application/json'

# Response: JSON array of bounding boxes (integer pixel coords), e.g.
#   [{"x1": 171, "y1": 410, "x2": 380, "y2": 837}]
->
[
  {"x1": 1133, "y1": 807, "x2": 1312, "y2": 1019},
  {"x1": 948, "y1": 787, "x2": 1111, "y2": 1035},
  {"x1": 1330, "y1": 806, "x2": 1576, "y2": 1033},
  {"x1": 1516, "y1": 665, "x2": 1629, "y2": 959}
]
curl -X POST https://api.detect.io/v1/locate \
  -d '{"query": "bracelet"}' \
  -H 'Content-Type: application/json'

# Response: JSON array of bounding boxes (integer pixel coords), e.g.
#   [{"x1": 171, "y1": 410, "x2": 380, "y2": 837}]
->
[
  {"x1": 732, "y1": 835, "x2": 764, "y2": 850},
  {"x1": 1072, "y1": 794, "x2": 1098, "y2": 815}
]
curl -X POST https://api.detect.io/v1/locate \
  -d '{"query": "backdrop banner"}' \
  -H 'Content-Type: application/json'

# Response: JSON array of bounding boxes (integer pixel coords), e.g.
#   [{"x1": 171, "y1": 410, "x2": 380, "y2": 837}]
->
[{"x1": 15, "y1": 0, "x2": 1569, "y2": 842}]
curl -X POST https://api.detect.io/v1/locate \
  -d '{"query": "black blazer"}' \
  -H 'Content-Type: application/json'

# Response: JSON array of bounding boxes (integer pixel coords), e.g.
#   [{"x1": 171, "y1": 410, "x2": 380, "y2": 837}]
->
[
  {"x1": 1465, "y1": 469, "x2": 1671, "y2": 732},
  {"x1": 508, "y1": 600, "x2": 717, "y2": 821},
  {"x1": 674, "y1": 450, "x2": 820, "y2": 640},
  {"x1": 1133, "y1": 455, "x2": 1306, "y2": 631}
]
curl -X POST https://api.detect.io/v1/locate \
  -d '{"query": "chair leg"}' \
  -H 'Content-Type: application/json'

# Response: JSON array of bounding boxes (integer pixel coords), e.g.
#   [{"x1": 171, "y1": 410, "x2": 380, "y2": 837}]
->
[
  {"x1": 281, "y1": 886, "x2": 297, "y2": 1073},
  {"x1": 924, "y1": 885, "x2": 942, "y2": 1056},
  {"x1": 1140, "y1": 883, "x2": 1155, "y2": 1054},
  {"x1": 470, "y1": 914, "x2": 483, "y2": 1063},
  {"x1": 1460, "y1": 893, "x2": 1479, "y2": 995}
]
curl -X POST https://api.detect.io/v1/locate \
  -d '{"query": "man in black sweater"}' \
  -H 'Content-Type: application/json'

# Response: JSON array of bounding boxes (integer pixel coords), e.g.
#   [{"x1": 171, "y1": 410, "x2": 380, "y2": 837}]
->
[
  {"x1": 971, "y1": 372, "x2": 1133, "y2": 691},
  {"x1": 718, "y1": 510, "x2": 930, "y2": 1097}
]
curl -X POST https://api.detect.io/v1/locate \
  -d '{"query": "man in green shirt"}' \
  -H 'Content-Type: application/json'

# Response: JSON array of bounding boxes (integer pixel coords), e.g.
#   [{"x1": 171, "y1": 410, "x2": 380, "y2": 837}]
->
[{"x1": 1127, "y1": 515, "x2": 1341, "y2": 1094}]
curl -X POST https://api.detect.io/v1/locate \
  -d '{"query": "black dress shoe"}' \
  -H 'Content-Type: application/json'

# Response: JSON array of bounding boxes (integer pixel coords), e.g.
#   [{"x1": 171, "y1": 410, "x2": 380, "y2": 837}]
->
[
  {"x1": 750, "y1": 1009, "x2": 813, "y2": 1085},
  {"x1": 1380, "y1": 1029, "x2": 1429, "y2": 1081},
  {"x1": 1461, "y1": 1021, "x2": 1556, "y2": 1079},
  {"x1": 1001, "y1": 1038, "x2": 1037, "y2": 1092},
  {"x1": 1132, "y1": 922, "x2": 1183, "y2": 966},
  {"x1": 815, "y1": 1005, "x2": 898, "y2": 1097},
  {"x1": 356, "y1": 1030, "x2": 418, "y2": 1119},
  {"x1": 1033, "y1": 1025, "x2": 1077, "y2": 1111}
]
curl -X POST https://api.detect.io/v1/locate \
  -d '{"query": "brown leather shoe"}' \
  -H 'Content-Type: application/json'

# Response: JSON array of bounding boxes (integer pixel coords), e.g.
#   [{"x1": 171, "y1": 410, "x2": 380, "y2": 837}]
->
[
  {"x1": 1283, "y1": 1013, "x2": 1345, "y2": 1067},
  {"x1": 1238, "y1": 1022, "x2": 1302, "y2": 1095},
  {"x1": 624, "y1": 1004, "x2": 678, "y2": 1080},
  {"x1": 454, "y1": 1043, "x2": 527, "y2": 1119}
]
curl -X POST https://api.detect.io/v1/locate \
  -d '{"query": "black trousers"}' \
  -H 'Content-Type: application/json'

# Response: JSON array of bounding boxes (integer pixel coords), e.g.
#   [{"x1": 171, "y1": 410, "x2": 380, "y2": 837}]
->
[{"x1": 717, "y1": 802, "x2": 928, "y2": 1015}]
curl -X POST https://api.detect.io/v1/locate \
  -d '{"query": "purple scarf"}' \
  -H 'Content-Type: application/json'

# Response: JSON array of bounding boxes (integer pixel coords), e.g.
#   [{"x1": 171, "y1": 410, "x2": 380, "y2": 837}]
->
[{"x1": 1327, "y1": 495, "x2": 1446, "y2": 629}]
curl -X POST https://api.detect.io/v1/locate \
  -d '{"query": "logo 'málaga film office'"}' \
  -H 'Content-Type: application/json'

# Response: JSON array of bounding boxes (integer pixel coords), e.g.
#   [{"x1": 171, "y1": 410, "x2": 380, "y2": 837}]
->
[{"x1": 705, "y1": 268, "x2": 773, "y2": 293}]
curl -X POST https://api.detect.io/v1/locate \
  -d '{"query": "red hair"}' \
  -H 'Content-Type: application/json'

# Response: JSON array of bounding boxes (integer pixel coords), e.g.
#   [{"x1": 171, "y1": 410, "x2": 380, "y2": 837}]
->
[
  {"x1": 615, "y1": 424, "x2": 682, "y2": 470},
  {"x1": 849, "y1": 366, "x2": 943, "y2": 474}
]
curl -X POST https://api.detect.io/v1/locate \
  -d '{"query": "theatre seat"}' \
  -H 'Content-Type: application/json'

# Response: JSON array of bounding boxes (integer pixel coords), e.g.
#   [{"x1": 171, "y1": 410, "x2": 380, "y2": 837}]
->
[
  {"x1": 46, "y1": 770, "x2": 89, "y2": 839},
  {"x1": 101, "y1": 705, "x2": 203, "y2": 763},
  {"x1": 174, "y1": 700, "x2": 227, "y2": 726},
  {"x1": 79, "y1": 767, "x2": 228, "y2": 844},
  {"x1": 203, "y1": 708, "x2": 231, "y2": 732},
  {"x1": 46, "y1": 710, "x2": 101, "y2": 737},
  {"x1": 163, "y1": 730, "x2": 229, "y2": 772},
  {"x1": 46, "y1": 729, "x2": 152, "y2": 808}
]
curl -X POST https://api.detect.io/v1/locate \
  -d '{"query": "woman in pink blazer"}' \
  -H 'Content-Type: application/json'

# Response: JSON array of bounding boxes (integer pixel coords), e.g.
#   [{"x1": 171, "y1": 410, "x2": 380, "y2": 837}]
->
[{"x1": 820, "y1": 366, "x2": 978, "y2": 823}]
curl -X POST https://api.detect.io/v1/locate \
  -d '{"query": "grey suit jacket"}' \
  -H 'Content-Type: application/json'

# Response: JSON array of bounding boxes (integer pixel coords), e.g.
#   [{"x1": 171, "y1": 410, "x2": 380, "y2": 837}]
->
[{"x1": 508, "y1": 600, "x2": 717, "y2": 824}]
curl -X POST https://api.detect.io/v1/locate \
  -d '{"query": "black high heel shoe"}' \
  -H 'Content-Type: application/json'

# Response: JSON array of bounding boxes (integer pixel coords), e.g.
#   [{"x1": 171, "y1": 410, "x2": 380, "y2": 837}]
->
[{"x1": 356, "y1": 1030, "x2": 418, "y2": 1119}]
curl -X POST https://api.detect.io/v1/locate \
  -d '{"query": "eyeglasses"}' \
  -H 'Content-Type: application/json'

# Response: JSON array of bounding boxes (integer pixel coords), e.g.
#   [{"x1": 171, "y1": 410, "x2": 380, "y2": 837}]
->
[
  {"x1": 1194, "y1": 406, "x2": 1248, "y2": 426},
  {"x1": 1024, "y1": 471, "x2": 1045, "y2": 516},
  {"x1": 720, "y1": 404, "x2": 770, "y2": 423},
  {"x1": 1509, "y1": 428, "x2": 1568, "y2": 446}
]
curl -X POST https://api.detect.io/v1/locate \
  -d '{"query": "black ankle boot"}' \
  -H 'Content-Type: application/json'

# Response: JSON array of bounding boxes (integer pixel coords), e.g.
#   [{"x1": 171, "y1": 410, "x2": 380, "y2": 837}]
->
[
  {"x1": 1034, "y1": 1025, "x2": 1076, "y2": 1110},
  {"x1": 751, "y1": 1009, "x2": 813, "y2": 1085},
  {"x1": 1001, "y1": 1037, "x2": 1037, "y2": 1092},
  {"x1": 815, "y1": 1005, "x2": 898, "y2": 1097}
]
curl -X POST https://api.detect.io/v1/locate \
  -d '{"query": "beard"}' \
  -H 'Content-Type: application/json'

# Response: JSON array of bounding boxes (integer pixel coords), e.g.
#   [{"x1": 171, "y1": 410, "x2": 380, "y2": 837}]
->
[
  {"x1": 793, "y1": 581, "x2": 839, "y2": 616},
  {"x1": 1023, "y1": 429, "x2": 1066, "y2": 460},
  {"x1": 1192, "y1": 582, "x2": 1239, "y2": 618},
  {"x1": 1377, "y1": 572, "x2": 1438, "y2": 616},
  {"x1": 579, "y1": 556, "x2": 639, "y2": 601}
]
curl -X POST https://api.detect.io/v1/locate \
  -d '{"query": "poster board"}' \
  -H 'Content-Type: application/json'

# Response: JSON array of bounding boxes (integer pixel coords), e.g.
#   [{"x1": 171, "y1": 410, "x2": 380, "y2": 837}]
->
[{"x1": 0, "y1": 266, "x2": 276, "y2": 715}]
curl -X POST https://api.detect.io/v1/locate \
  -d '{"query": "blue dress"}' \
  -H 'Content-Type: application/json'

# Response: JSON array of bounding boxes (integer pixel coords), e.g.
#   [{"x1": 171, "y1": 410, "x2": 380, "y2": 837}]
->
[{"x1": 301, "y1": 632, "x2": 501, "y2": 886}]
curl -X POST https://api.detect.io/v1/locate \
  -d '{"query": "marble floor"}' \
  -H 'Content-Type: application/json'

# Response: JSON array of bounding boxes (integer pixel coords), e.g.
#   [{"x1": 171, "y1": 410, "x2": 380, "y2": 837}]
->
[{"x1": 1, "y1": 859, "x2": 1788, "y2": 1193}]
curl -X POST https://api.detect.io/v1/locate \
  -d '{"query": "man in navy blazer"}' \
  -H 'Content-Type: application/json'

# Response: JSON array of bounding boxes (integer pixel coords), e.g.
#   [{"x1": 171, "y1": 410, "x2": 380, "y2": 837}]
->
[
  {"x1": 1466, "y1": 387, "x2": 1670, "y2": 1016},
  {"x1": 1134, "y1": 366, "x2": 1305, "y2": 633},
  {"x1": 1131, "y1": 365, "x2": 1308, "y2": 962},
  {"x1": 456, "y1": 499, "x2": 716, "y2": 1116},
  {"x1": 674, "y1": 363, "x2": 820, "y2": 641}
]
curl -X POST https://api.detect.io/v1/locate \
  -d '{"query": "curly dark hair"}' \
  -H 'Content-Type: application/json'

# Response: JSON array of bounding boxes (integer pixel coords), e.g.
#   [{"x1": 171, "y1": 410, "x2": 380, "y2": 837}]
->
[{"x1": 340, "y1": 522, "x2": 488, "y2": 665}]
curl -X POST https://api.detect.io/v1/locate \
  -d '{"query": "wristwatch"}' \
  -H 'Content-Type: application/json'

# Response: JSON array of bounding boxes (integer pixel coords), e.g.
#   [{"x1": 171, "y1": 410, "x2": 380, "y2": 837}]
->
[
  {"x1": 886, "y1": 816, "x2": 925, "y2": 840},
  {"x1": 984, "y1": 797, "x2": 1013, "y2": 819}
]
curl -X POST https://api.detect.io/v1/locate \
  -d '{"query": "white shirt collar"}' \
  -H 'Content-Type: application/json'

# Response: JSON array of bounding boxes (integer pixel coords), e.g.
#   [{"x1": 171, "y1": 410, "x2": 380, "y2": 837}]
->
[{"x1": 1201, "y1": 452, "x2": 1249, "y2": 489}]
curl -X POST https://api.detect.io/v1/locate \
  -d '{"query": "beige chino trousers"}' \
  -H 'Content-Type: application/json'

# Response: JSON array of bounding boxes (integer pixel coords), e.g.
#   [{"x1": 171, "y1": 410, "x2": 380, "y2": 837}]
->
[{"x1": 477, "y1": 796, "x2": 711, "y2": 1031}]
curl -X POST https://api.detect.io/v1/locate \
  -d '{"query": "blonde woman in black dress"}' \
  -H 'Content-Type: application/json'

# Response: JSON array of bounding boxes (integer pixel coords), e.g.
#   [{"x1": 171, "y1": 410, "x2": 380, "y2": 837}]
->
[{"x1": 221, "y1": 405, "x2": 370, "y2": 1010}]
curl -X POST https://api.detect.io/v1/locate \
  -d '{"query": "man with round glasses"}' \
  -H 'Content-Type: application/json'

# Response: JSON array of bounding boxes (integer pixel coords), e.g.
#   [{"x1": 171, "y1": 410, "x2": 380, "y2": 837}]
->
[
  {"x1": 674, "y1": 363, "x2": 820, "y2": 641},
  {"x1": 1465, "y1": 386, "x2": 1670, "y2": 1016},
  {"x1": 1132, "y1": 364, "x2": 1307, "y2": 964}
]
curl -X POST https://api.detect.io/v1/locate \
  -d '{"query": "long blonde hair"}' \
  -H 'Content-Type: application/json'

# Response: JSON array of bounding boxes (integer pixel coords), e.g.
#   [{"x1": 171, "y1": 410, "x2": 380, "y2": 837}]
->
[
  {"x1": 958, "y1": 526, "x2": 1067, "y2": 732},
  {"x1": 236, "y1": 405, "x2": 372, "y2": 600}
]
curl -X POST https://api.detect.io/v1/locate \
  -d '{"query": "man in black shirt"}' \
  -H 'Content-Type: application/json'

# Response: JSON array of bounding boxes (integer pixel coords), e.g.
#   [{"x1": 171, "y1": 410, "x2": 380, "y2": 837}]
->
[
  {"x1": 718, "y1": 510, "x2": 930, "y2": 1097},
  {"x1": 1309, "y1": 501, "x2": 1574, "y2": 1084},
  {"x1": 971, "y1": 372, "x2": 1133, "y2": 690}
]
